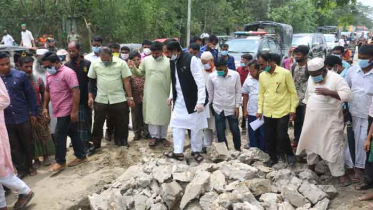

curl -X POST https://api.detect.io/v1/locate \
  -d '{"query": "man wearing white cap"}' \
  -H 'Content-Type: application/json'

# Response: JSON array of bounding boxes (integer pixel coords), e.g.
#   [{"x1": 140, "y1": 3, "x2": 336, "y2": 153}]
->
[{"x1": 296, "y1": 57, "x2": 351, "y2": 186}]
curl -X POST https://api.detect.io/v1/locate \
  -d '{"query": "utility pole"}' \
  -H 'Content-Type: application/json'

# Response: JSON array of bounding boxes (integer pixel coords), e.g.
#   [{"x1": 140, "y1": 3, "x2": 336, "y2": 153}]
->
[{"x1": 187, "y1": 0, "x2": 191, "y2": 47}]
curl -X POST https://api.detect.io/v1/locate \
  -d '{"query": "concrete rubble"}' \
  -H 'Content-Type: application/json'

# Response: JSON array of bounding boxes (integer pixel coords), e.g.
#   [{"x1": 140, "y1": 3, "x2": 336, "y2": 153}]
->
[{"x1": 88, "y1": 148, "x2": 336, "y2": 210}]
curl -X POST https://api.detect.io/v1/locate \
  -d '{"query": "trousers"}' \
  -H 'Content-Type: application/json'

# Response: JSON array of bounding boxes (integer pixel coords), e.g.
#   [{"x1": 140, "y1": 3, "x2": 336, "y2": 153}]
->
[
  {"x1": 173, "y1": 128, "x2": 203, "y2": 153},
  {"x1": 0, "y1": 173, "x2": 30, "y2": 208},
  {"x1": 148, "y1": 124, "x2": 168, "y2": 139},
  {"x1": 294, "y1": 105, "x2": 306, "y2": 143},
  {"x1": 203, "y1": 129, "x2": 213, "y2": 147},
  {"x1": 345, "y1": 116, "x2": 368, "y2": 169}
]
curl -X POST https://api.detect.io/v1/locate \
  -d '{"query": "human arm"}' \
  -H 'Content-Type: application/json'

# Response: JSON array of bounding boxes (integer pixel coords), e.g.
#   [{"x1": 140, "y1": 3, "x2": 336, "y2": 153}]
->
[
  {"x1": 43, "y1": 83, "x2": 50, "y2": 120},
  {"x1": 364, "y1": 122, "x2": 373, "y2": 152},
  {"x1": 88, "y1": 79, "x2": 96, "y2": 108},
  {"x1": 23, "y1": 74, "x2": 38, "y2": 123},
  {"x1": 71, "y1": 88, "x2": 80, "y2": 123},
  {"x1": 241, "y1": 79, "x2": 250, "y2": 119},
  {"x1": 285, "y1": 71, "x2": 299, "y2": 121},
  {"x1": 39, "y1": 78, "x2": 45, "y2": 105},
  {"x1": 257, "y1": 75, "x2": 264, "y2": 119},
  {"x1": 191, "y1": 57, "x2": 206, "y2": 112},
  {"x1": 121, "y1": 61, "x2": 135, "y2": 108},
  {"x1": 30, "y1": 32, "x2": 36, "y2": 48},
  {"x1": 234, "y1": 73, "x2": 242, "y2": 118},
  {"x1": 0, "y1": 78, "x2": 10, "y2": 110},
  {"x1": 128, "y1": 59, "x2": 145, "y2": 77}
]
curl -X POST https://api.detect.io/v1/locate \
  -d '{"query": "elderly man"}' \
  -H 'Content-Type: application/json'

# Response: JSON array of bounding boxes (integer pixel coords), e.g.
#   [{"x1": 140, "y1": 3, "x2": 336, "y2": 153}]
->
[
  {"x1": 296, "y1": 58, "x2": 351, "y2": 186},
  {"x1": 88, "y1": 47, "x2": 134, "y2": 155},
  {"x1": 128, "y1": 41, "x2": 172, "y2": 147}
]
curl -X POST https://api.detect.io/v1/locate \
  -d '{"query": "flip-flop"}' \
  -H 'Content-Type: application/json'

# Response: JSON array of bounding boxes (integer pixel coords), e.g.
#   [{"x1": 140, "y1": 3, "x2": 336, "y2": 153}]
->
[
  {"x1": 191, "y1": 152, "x2": 204, "y2": 163},
  {"x1": 148, "y1": 139, "x2": 158, "y2": 146},
  {"x1": 352, "y1": 170, "x2": 364, "y2": 183},
  {"x1": 49, "y1": 163, "x2": 66, "y2": 177},
  {"x1": 163, "y1": 151, "x2": 184, "y2": 161},
  {"x1": 161, "y1": 139, "x2": 171, "y2": 147},
  {"x1": 340, "y1": 178, "x2": 352, "y2": 187}
]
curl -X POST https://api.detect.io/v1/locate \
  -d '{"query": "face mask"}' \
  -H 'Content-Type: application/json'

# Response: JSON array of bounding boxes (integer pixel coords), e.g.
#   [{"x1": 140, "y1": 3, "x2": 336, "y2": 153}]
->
[
  {"x1": 102, "y1": 61, "x2": 111, "y2": 67},
  {"x1": 311, "y1": 75, "x2": 324, "y2": 83},
  {"x1": 171, "y1": 54, "x2": 177, "y2": 61},
  {"x1": 113, "y1": 52, "x2": 119, "y2": 58},
  {"x1": 332, "y1": 54, "x2": 341, "y2": 58},
  {"x1": 121, "y1": 53, "x2": 129, "y2": 60},
  {"x1": 92, "y1": 46, "x2": 100, "y2": 54},
  {"x1": 240, "y1": 63, "x2": 246, "y2": 67},
  {"x1": 358, "y1": 59, "x2": 372, "y2": 69},
  {"x1": 217, "y1": 71, "x2": 225, "y2": 76},
  {"x1": 221, "y1": 51, "x2": 228, "y2": 56},
  {"x1": 204, "y1": 64, "x2": 211, "y2": 69},
  {"x1": 47, "y1": 67, "x2": 57, "y2": 75},
  {"x1": 295, "y1": 58, "x2": 304, "y2": 63},
  {"x1": 143, "y1": 48, "x2": 151, "y2": 55},
  {"x1": 263, "y1": 65, "x2": 271, "y2": 72}
]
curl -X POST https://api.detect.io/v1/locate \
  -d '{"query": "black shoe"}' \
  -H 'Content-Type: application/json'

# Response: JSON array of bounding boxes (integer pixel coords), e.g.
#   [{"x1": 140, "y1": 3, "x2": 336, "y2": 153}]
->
[
  {"x1": 87, "y1": 145, "x2": 99, "y2": 156},
  {"x1": 202, "y1": 147, "x2": 207, "y2": 154},
  {"x1": 288, "y1": 155, "x2": 296, "y2": 166},
  {"x1": 114, "y1": 139, "x2": 122, "y2": 146},
  {"x1": 122, "y1": 141, "x2": 129, "y2": 148},
  {"x1": 279, "y1": 154, "x2": 285, "y2": 162},
  {"x1": 264, "y1": 159, "x2": 278, "y2": 167}
]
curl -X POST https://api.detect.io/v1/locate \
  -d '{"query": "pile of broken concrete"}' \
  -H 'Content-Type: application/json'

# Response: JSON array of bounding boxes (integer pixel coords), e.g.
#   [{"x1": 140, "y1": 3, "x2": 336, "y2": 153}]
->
[{"x1": 88, "y1": 143, "x2": 337, "y2": 210}]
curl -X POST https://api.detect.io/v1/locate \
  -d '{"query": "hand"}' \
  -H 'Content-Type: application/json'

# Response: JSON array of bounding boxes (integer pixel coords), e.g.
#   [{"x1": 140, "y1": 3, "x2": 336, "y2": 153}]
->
[
  {"x1": 243, "y1": 110, "x2": 249, "y2": 119},
  {"x1": 315, "y1": 88, "x2": 332, "y2": 96},
  {"x1": 364, "y1": 139, "x2": 371, "y2": 152},
  {"x1": 234, "y1": 108, "x2": 240, "y2": 118},
  {"x1": 128, "y1": 99, "x2": 135, "y2": 108},
  {"x1": 289, "y1": 112, "x2": 296, "y2": 122},
  {"x1": 71, "y1": 111, "x2": 78, "y2": 123},
  {"x1": 194, "y1": 104, "x2": 205, "y2": 113},
  {"x1": 42, "y1": 108, "x2": 49, "y2": 120},
  {"x1": 88, "y1": 97, "x2": 94, "y2": 109},
  {"x1": 31, "y1": 116, "x2": 37, "y2": 124},
  {"x1": 256, "y1": 113, "x2": 262, "y2": 120},
  {"x1": 167, "y1": 98, "x2": 173, "y2": 106},
  {"x1": 128, "y1": 60, "x2": 135, "y2": 68}
]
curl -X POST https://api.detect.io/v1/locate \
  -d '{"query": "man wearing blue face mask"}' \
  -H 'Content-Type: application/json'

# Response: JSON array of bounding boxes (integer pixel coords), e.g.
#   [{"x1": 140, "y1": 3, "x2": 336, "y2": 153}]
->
[
  {"x1": 220, "y1": 44, "x2": 236, "y2": 70},
  {"x1": 344, "y1": 45, "x2": 373, "y2": 184},
  {"x1": 208, "y1": 57, "x2": 242, "y2": 151},
  {"x1": 84, "y1": 35, "x2": 103, "y2": 62},
  {"x1": 332, "y1": 46, "x2": 351, "y2": 70},
  {"x1": 296, "y1": 57, "x2": 352, "y2": 187}
]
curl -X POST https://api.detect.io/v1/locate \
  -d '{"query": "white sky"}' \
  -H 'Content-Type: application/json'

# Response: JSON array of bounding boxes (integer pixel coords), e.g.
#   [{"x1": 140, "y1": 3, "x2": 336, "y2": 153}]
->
[{"x1": 358, "y1": 0, "x2": 373, "y2": 7}]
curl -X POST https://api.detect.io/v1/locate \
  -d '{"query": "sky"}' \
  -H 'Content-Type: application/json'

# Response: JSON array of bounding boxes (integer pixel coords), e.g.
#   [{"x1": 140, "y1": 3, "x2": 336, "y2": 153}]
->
[{"x1": 357, "y1": 0, "x2": 373, "y2": 7}]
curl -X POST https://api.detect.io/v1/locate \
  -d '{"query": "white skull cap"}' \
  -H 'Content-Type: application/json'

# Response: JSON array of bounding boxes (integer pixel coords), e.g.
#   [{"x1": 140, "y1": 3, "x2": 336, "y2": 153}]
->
[{"x1": 307, "y1": 57, "x2": 325, "y2": 72}]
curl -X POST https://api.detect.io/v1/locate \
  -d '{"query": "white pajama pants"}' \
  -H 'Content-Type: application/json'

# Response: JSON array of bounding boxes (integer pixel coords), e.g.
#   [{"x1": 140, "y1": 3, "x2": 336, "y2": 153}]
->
[
  {"x1": 345, "y1": 116, "x2": 368, "y2": 169},
  {"x1": 173, "y1": 128, "x2": 203, "y2": 153},
  {"x1": 148, "y1": 124, "x2": 168, "y2": 139},
  {"x1": 0, "y1": 173, "x2": 30, "y2": 208},
  {"x1": 203, "y1": 129, "x2": 213, "y2": 147}
]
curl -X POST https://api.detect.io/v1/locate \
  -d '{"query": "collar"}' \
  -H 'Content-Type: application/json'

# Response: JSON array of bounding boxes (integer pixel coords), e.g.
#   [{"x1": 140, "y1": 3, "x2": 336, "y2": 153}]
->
[
  {"x1": 1, "y1": 69, "x2": 13, "y2": 77},
  {"x1": 357, "y1": 66, "x2": 373, "y2": 75}
]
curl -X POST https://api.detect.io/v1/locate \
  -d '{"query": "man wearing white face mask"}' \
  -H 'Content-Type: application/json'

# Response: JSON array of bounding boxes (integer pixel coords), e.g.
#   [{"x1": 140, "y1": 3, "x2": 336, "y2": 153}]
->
[
  {"x1": 140, "y1": 40, "x2": 153, "y2": 60},
  {"x1": 344, "y1": 45, "x2": 373, "y2": 183},
  {"x1": 120, "y1": 46, "x2": 130, "y2": 62},
  {"x1": 128, "y1": 42, "x2": 172, "y2": 147},
  {"x1": 220, "y1": 43, "x2": 236, "y2": 70},
  {"x1": 163, "y1": 41, "x2": 208, "y2": 163},
  {"x1": 85, "y1": 35, "x2": 103, "y2": 62}
]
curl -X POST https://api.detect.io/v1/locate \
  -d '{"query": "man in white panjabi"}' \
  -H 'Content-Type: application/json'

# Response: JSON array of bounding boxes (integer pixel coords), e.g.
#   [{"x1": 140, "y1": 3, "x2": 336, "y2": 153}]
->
[
  {"x1": 200, "y1": 51, "x2": 216, "y2": 152},
  {"x1": 163, "y1": 41, "x2": 208, "y2": 163},
  {"x1": 296, "y1": 58, "x2": 351, "y2": 186}
]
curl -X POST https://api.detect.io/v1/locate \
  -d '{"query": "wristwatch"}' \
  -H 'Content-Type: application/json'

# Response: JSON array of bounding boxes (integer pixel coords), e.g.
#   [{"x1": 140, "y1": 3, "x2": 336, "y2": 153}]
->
[{"x1": 127, "y1": 97, "x2": 134, "y2": 100}]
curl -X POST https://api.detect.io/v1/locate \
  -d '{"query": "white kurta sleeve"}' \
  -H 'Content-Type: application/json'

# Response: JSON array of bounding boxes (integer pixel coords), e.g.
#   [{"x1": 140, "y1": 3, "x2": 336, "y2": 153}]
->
[
  {"x1": 235, "y1": 73, "x2": 242, "y2": 107},
  {"x1": 191, "y1": 57, "x2": 206, "y2": 105},
  {"x1": 207, "y1": 75, "x2": 214, "y2": 104},
  {"x1": 336, "y1": 77, "x2": 352, "y2": 102},
  {"x1": 0, "y1": 78, "x2": 10, "y2": 110},
  {"x1": 302, "y1": 78, "x2": 312, "y2": 105}
]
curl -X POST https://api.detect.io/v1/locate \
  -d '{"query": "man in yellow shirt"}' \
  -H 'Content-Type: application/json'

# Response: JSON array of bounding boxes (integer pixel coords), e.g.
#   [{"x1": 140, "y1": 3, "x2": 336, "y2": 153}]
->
[{"x1": 257, "y1": 52, "x2": 299, "y2": 167}]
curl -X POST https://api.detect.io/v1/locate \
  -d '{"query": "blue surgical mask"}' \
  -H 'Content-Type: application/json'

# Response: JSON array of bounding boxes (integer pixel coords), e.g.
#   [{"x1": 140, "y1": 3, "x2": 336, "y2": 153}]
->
[
  {"x1": 171, "y1": 54, "x2": 177, "y2": 61},
  {"x1": 47, "y1": 67, "x2": 57, "y2": 75},
  {"x1": 92, "y1": 46, "x2": 100, "y2": 54},
  {"x1": 358, "y1": 59, "x2": 372, "y2": 69},
  {"x1": 221, "y1": 51, "x2": 228, "y2": 56},
  {"x1": 311, "y1": 75, "x2": 324, "y2": 83},
  {"x1": 217, "y1": 71, "x2": 225, "y2": 76},
  {"x1": 204, "y1": 64, "x2": 211, "y2": 69},
  {"x1": 240, "y1": 63, "x2": 246, "y2": 67}
]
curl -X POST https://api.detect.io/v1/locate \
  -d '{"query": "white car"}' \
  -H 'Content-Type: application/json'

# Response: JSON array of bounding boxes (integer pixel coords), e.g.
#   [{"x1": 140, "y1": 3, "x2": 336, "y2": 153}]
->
[{"x1": 324, "y1": 34, "x2": 337, "y2": 53}]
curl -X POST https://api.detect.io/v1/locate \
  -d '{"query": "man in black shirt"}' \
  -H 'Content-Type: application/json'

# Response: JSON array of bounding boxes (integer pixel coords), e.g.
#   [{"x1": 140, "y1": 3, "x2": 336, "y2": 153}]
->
[{"x1": 65, "y1": 42, "x2": 92, "y2": 150}]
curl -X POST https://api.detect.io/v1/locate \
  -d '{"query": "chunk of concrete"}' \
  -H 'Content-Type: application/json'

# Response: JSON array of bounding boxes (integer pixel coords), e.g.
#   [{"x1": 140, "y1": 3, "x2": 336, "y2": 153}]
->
[
  {"x1": 160, "y1": 181, "x2": 183, "y2": 209},
  {"x1": 314, "y1": 198, "x2": 330, "y2": 210},
  {"x1": 318, "y1": 185, "x2": 338, "y2": 199},
  {"x1": 211, "y1": 170, "x2": 227, "y2": 193},
  {"x1": 281, "y1": 186, "x2": 309, "y2": 208},
  {"x1": 153, "y1": 165, "x2": 172, "y2": 183},
  {"x1": 180, "y1": 171, "x2": 211, "y2": 209},
  {"x1": 298, "y1": 169, "x2": 320, "y2": 184},
  {"x1": 299, "y1": 182, "x2": 328, "y2": 205},
  {"x1": 244, "y1": 178, "x2": 272, "y2": 196},
  {"x1": 185, "y1": 200, "x2": 203, "y2": 210},
  {"x1": 239, "y1": 147, "x2": 270, "y2": 164},
  {"x1": 200, "y1": 191, "x2": 219, "y2": 210},
  {"x1": 233, "y1": 202, "x2": 262, "y2": 210},
  {"x1": 207, "y1": 142, "x2": 229, "y2": 162}
]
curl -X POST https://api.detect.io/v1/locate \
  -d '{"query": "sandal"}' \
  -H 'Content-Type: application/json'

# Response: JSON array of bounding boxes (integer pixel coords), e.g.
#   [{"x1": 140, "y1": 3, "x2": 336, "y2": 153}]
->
[
  {"x1": 355, "y1": 182, "x2": 372, "y2": 190},
  {"x1": 352, "y1": 169, "x2": 364, "y2": 183},
  {"x1": 163, "y1": 151, "x2": 184, "y2": 161},
  {"x1": 161, "y1": 139, "x2": 171, "y2": 147},
  {"x1": 340, "y1": 176, "x2": 352, "y2": 187},
  {"x1": 49, "y1": 163, "x2": 66, "y2": 176},
  {"x1": 29, "y1": 169, "x2": 37, "y2": 176},
  {"x1": 148, "y1": 138, "x2": 158, "y2": 146},
  {"x1": 191, "y1": 152, "x2": 204, "y2": 163}
]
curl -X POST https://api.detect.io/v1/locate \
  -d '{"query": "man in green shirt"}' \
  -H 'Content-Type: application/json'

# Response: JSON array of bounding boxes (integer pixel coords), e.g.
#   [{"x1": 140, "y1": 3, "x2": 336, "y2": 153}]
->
[
  {"x1": 87, "y1": 47, "x2": 135, "y2": 155},
  {"x1": 67, "y1": 29, "x2": 80, "y2": 44}
]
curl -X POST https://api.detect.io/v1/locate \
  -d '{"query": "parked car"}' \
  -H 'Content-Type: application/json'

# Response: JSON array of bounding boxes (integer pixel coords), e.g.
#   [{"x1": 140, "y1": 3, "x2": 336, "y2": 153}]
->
[
  {"x1": 323, "y1": 34, "x2": 337, "y2": 54},
  {"x1": 292, "y1": 33, "x2": 327, "y2": 59},
  {"x1": 316, "y1": 26, "x2": 341, "y2": 40}
]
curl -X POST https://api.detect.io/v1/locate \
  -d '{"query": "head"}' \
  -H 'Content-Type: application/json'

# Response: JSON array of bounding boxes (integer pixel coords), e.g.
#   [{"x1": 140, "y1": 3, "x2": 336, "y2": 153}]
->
[
  {"x1": 47, "y1": 38, "x2": 55, "y2": 47},
  {"x1": 129, "y1": 51, "x2": 141, "y2": 68},
  {"x1": 163, "y1": 38, "x2": 177, "y2": 58},
  {"x1": 332, "y1": 46, "x2": 344, "y2": 57},
  {"x1": 99, "y1": 47, "x2": 113, "y2": 66},
  {"x1": 270, "y1": 53, "x2": 281, "y2": 66},
  {"x1": 68, "y1": 42, "x2": 81, "y2": 60},
  {"x1": 201, "y1": 51, "x2": 214, "y2": 70},
  {"x1": 3, "y1": 30, "x2": 8, "y2": 35},
  {"x1": 120, "y1": 46, "x2": 130, "y2": 60},
  {"x1": 21, "y1": 24, "x2": 26, "y2": 31},
  {"x1": 248, "y1": 60, "x2": 261, "y2": 79},
  {"x1": 109, "y1": 43, "x2": 121, "y2": 57},
  {"x1": 71, "y1": 29, "x2": 75, "y2": 34},
  {"x1": 19, "y1": 56, "x2": 34, "y2": 75},
  {"x1": 208, "y1": 35, "x2": 218, "y2": 50},
  {"x1": 344, "y1": 44, "x2": 349, "y2": 51},
  {"x1": 142, "y1": 40, "x2": 152, "y2": 50},
  {"x1": 257, "y1": 52, "x2": 275, "y2": 72},
  {"x1": 92, "y1": 35, "x2": 103, "y2": 54},
  {"x1": 288, "y1": 47, "x2": 295, "y2": 57},
  {"x1": 214, "y1": 57, "x2": 228, "y2": 77},
  {"x1": 341, "y1": 35, "x2": 346, "y2": 39},
  {"x1": 150, "y1": 41, "x2": 164, "y2": 60},
  {"x1": 41, "y1": 52, "x2": 61, "y2": 73},
  {"x1": 308, "y1": 57, "x2": 327, "y2": 83},
  {"x1": 188, "y1": 43, "x2": 200, "y2": 57},
  {"x1": 166, "y1": 41, "x2": 182, "y2": 60},
  {"x1": 240, "y1": 54, "x2": 253, "y2": 68},
  {"x1": 193, "y1": 37, "x2": 202, "y2": 46},
  {"x1": 293, "y1": 45, "x2": 309, "y2": 63},
  {"x1": 221, "y1": 44, "x2": 229, "y2": 56},
  {"x1": 0, "y1": 53, "x2": 11, "y2": 75},
  {"x1": 200, "y1": 33, "x2": 210, "y2": 46},
  {"x1": 324, "y1": 55, "x2": 343, "y2": 73},
  {"x1": 48, "y1": 34, "x2": 54, "y2": 38},
  {"x1": 42, "y1": 34, "x2": 47, "y2": 38},
  {"x1": 358, "y1": 45, "x2": 373, "y2": 70}
]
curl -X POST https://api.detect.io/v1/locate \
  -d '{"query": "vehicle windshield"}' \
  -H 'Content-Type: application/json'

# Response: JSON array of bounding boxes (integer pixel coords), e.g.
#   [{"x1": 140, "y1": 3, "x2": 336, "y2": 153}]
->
[
  {"x1": 226, "y1": 39, "x2": 259, "y2": 53},
  {"x1": 292, "y1": 36, "x2": 312, "y2": 47},
  {"x1": 324, "y1": 35, "x2": 335, "y2": 42}
]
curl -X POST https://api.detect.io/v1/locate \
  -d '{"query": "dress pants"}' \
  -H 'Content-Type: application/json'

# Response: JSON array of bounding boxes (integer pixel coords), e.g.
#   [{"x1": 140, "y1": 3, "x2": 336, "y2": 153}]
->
[
  {"x1": 214, "y1": 111, "x2": 241, "y2": 150},
  {"x1": 173, "y1": 128, "x2": 203, "y2": 153},
  {"x1": 247, "y1": 116, "x2": 265, "y2": 150},
  {"x1": 131, "y1": 102, "x2": 149, "y2": 137},
  {"x1": 0, "y1": 172, "x2": 30, "y2": 208},
  {"x1": 294, "y1": 105, "x2": 306, "y2": 144}
]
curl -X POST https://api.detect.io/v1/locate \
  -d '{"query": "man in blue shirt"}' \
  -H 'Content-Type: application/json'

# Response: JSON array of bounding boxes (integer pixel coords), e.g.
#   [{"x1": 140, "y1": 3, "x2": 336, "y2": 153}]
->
[
  {"x1": 220, "y1": 43, "x2": 236, "y2": 70},
  {"x1": 0, "y1": 53, "x2": 38, "y2": 179},
  {"x1": 200, "y1": 35, "x2": 219, "y2": 60}
]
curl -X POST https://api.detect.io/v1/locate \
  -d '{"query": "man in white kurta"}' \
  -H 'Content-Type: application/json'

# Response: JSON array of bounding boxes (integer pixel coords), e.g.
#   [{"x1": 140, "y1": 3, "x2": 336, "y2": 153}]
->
[
  {"x1": 296, "y1": 58, "x2": 351, "y2": 184},
  {"x1": 165, "y1": 41, "x2": 207, "y2": 161}
]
